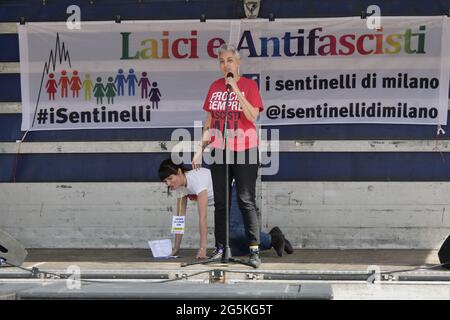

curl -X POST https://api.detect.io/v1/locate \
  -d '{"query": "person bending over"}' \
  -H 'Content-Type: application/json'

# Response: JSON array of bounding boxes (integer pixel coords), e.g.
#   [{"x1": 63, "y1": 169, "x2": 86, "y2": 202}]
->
[{"x1": 158, "y1": 158, "x2": 294, "y2": 259}]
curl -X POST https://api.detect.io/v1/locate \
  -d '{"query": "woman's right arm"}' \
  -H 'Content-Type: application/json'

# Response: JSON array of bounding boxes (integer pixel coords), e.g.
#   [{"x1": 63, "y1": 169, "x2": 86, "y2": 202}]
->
[{"x1": 172, "y1": 196, "x2": 187, "y2": 256}]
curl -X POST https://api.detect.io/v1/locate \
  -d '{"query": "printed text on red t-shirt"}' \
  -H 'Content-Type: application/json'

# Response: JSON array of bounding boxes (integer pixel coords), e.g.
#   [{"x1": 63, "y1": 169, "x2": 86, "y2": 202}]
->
[
  {"x1": 209, "y1": 91, "x2": 244, "y2": 111},
  {"x1": 210, "y1": 91, "x2": 244, "y2": 128}
]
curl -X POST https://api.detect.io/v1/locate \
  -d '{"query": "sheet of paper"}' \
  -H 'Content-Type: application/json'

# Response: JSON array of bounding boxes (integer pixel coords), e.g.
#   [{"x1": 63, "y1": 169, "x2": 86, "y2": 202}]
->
[{"x1": 148, "y1": 239, "x2": 176, "y2": 258}]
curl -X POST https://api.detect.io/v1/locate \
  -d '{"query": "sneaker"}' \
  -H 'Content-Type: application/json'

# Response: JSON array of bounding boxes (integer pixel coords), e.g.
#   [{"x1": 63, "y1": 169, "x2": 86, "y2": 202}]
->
[
  {"x1": 269, "y1": 227, "x2": 285, "y2": 257},
  {"x1": 248, "y1": 251, "x2": 261, "y2": 268},
  {"x1": 208, "y1": 247, "x2": 223, "y2": 260},
  {"x1": 284, "y1": 237, "x2": 294, "y2": 254}
]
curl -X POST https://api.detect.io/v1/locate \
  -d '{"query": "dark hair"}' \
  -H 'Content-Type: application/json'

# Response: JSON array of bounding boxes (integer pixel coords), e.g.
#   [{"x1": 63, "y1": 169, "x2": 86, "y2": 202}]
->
[{"x1": 158, "y1": 158, "x2": 188, "y2": 182}]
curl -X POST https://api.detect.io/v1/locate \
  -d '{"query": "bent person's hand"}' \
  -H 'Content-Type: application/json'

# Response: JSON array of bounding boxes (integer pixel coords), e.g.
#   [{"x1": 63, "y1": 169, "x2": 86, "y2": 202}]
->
[{"x1": 196, "y1": 248, "x2": 208, "y2": 259}]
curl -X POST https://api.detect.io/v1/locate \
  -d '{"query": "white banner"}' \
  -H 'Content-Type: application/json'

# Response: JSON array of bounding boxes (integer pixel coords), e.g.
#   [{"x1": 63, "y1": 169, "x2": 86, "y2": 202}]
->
[{"x1": 18, "y1": 17, "x2": 450, "y2": 131}]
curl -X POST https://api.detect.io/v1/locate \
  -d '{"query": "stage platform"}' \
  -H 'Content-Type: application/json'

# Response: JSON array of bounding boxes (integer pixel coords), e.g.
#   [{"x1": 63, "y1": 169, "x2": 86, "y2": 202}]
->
[{"x1": 1, "y1": 249, "x2": 450, "y2": 299}]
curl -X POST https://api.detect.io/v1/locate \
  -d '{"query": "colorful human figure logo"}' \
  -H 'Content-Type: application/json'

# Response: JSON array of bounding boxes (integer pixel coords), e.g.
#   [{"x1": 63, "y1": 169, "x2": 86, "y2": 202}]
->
[
  {"x1": 105, "y1": 77, "x2": 117, "y2": 104},
  {"x1": 138, "y1": 72, "x2": 151, "y2": 99},
  {"x1": 70, "y1": 70, "x2": 82, "y2": 98},
  {"x1": 44, "y1": 68, "x2": 161, "y2": 106},
  {"x1": 45, "y1": 73, "x2": 58, "y2": 100},
  {"x1": 82, "y1": 73, "x2": 93, "y2": 100},
  {"x1": 114, "y1": 68, "x2": 127, "y2": 96},
  {"x1": 93, "y1": 77, "x2": 105, "y2": 104},
  {"x1": 149, "y1": 82, "x2": 161, "y2": 109},
  {"x1": 58, "y1": 70, "x2": 70, "y2": 98},
  {"x1": 126, "y1": 68, "x2": 138, "y2": 96}
]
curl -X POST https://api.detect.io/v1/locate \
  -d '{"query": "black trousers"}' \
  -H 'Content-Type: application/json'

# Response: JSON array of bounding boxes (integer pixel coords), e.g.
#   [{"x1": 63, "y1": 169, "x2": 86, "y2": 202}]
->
[{"x1": 210, "y1": 147, "x2": 260, "y2": 250}]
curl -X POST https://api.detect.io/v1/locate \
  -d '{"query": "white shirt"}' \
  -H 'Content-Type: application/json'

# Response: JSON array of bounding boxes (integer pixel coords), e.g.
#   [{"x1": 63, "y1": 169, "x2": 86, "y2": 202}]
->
[{"x1": 177, "y1": 168, "x2": 214, "y2": 206}]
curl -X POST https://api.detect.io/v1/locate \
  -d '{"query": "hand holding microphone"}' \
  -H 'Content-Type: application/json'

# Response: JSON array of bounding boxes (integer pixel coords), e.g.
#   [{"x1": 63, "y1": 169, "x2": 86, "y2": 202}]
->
[{"x1": 226, "y1": 71, "x2": 235, "y2": 93}]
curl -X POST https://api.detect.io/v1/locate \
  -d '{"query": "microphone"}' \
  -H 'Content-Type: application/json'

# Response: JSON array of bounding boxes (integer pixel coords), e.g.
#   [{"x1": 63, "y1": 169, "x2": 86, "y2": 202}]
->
[{"x1": 226, "y1": 72, "x2": 233, "y2": 92}]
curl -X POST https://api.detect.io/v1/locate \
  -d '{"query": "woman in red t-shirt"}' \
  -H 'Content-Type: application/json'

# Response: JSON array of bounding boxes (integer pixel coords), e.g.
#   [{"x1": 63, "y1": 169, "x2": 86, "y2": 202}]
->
[{"x1": 192, "y1": 43, "x2": 264, "y2": 268}]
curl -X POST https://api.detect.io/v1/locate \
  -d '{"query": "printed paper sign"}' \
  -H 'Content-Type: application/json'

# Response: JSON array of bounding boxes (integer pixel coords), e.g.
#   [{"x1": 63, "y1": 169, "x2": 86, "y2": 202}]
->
[{"x1": 171, "y1": 216, "x2": 185, "y2": 234}]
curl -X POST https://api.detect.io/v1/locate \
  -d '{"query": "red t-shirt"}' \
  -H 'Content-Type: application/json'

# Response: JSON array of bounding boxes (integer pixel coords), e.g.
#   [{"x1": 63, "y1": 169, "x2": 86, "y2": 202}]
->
[{"x1": 203, "y1": 77, "x2": 263, "y2": 152}]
